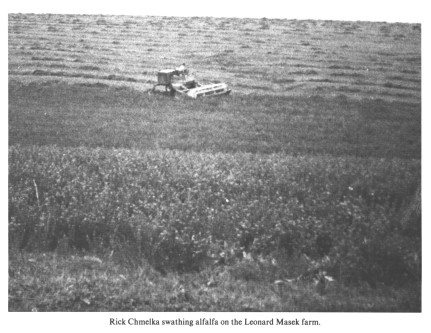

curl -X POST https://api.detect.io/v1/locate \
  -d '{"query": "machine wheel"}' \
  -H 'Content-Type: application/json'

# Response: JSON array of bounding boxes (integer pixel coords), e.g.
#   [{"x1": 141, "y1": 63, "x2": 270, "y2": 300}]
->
[
  {"x1": 148, "y1": 85, "x2": 158, "y2": 95},
  {"x1": 166, "y1": 84, "x2": 176, "y2": 97}
]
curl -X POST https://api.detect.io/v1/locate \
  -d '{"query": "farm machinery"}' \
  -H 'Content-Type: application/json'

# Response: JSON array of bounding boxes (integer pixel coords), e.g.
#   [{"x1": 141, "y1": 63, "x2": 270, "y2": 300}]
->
[{"x1": 150, "y1": 68, "x2": 231, "y2": 98}]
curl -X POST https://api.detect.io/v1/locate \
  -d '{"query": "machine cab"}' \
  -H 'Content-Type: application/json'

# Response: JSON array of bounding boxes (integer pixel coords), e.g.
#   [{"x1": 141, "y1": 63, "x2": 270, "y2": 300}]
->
[{"x1": 157, "y1": 69, "x2": 177, "y2": 85}]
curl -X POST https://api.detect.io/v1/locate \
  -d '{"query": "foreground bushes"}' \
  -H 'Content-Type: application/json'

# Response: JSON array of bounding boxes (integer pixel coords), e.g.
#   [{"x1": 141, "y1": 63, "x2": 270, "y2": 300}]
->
[{"x1": 9, "y1": 145, "x2": 421, "y2": 286}]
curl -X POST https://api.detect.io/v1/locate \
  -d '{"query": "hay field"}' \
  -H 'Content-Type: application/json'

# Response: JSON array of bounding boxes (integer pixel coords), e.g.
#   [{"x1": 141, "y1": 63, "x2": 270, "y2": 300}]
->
[
  {"x1": 9, "y1": 13, "x2": 420, "y2": 101},
  {"x1": 8, "y1": 13, "x2": 421, "y2": 312}
]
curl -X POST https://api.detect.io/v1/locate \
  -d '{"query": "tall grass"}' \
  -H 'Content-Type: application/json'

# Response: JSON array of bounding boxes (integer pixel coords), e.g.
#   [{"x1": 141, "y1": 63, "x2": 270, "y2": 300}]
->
[{"x1": 9, "y1": 145, "x2": 420, "y2": 286}]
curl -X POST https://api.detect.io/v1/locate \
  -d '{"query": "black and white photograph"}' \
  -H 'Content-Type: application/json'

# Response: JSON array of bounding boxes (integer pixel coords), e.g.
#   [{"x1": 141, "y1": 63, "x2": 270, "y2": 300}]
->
[{"x1": 4, "y1": 0, "x2": 427, "y2": 329}]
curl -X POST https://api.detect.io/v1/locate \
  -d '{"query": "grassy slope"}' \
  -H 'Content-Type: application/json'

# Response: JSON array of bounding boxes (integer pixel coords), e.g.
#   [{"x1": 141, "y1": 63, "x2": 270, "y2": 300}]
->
[
  {"x1": 8, "y1": 14, "x2": 421, "y2": 103},
  {"x1": 9, "y1": 252, "x2": 420, "y2": 312},
  {"x1": 8, "y1": 132, "x2": 421, "y2": 311},
  {"x1": 9, "y1": 82, "x2": 420, "y2": 158},
  {"x1": 8, "y1": 80, "x2": 421, "y2": 313},
  {"x1": 8, "y1": 14, "x2": 421, "y2": 312}
]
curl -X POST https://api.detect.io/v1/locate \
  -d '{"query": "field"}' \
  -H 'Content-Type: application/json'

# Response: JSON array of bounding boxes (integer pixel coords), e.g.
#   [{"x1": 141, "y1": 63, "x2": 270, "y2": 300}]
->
[
  {"x1": 8, "y1": 14, "x2": 421, "y2": 312},
  {"x1": 9, "y1": 14, "x2": 421, "y2": 102}
]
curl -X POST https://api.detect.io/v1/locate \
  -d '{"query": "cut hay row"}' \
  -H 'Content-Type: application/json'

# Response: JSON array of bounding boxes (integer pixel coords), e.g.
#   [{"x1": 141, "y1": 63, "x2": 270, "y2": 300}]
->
[{"x1": 9, "y1": 14, "x2": 420, "y2": 101}]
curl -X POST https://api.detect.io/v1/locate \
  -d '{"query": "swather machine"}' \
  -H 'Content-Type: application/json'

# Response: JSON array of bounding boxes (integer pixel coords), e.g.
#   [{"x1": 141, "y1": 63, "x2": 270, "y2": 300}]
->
[{"x1": 151, "y1": 68, "x2": 231, "y2": 98}]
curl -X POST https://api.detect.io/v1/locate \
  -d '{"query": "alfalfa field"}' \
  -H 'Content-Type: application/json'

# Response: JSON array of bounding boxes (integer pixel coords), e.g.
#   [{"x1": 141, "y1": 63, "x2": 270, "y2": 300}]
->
[{"x1": 8, "y1": 14, "x2": 421, "y2": 311}]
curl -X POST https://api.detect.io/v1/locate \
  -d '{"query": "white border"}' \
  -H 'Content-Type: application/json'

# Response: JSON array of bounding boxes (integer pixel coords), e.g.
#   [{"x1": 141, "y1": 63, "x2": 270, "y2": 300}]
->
[{"x1": 3, "y1": 0, "x2": 427, "y2": 23}]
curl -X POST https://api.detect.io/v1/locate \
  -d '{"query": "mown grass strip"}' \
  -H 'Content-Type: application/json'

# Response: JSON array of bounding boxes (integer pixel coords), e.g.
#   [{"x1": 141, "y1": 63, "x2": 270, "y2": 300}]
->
[{"x1": 9, "y1": 82, "x2": 421, "y2": 158}]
